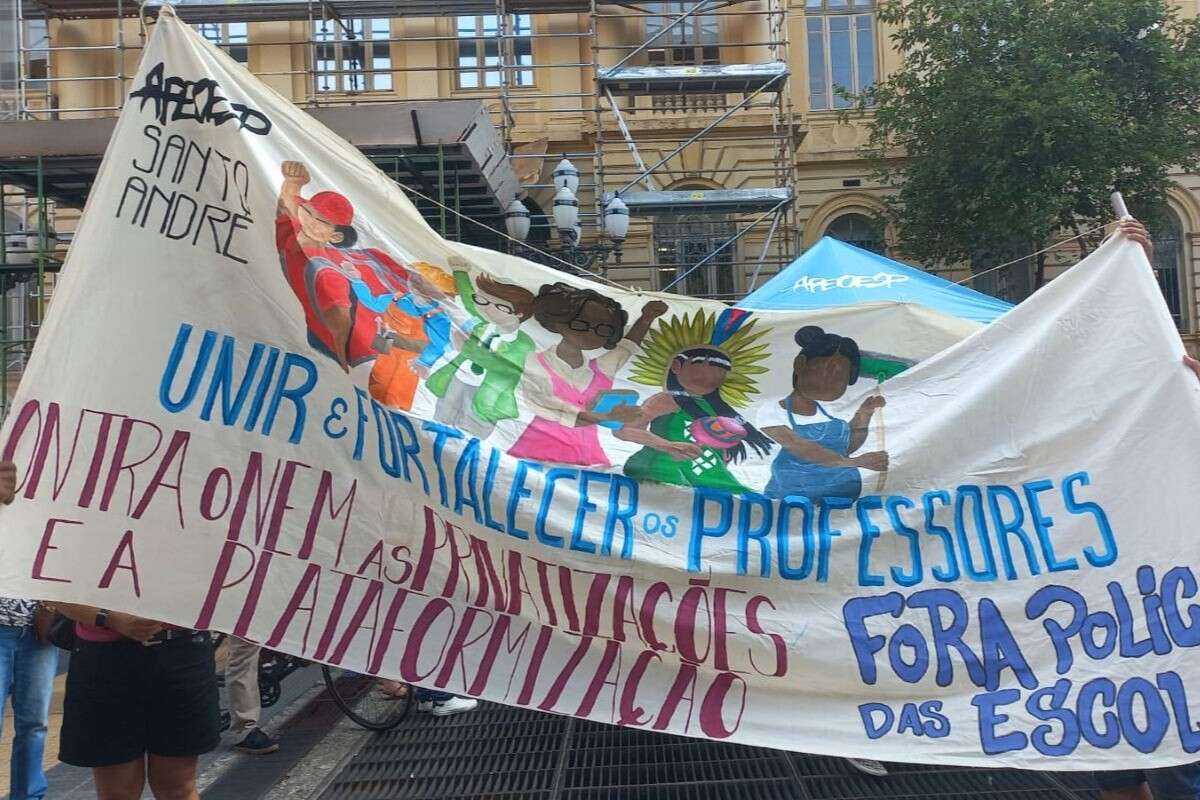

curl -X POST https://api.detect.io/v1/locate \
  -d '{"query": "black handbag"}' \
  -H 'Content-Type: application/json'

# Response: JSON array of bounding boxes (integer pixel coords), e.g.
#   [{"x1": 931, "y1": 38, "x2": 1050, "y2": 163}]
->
[
  {"x1": 33, "y1": 605, "x2": 78, "y2": 650},
  {"x1": 46, "y1": 613, "x2": 77, "y2": 650}
]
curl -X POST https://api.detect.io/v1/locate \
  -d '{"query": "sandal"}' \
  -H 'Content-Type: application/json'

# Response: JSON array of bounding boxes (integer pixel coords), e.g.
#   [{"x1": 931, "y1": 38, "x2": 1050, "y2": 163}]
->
[{"x1": 377, "y1": 680, "x2": 409, "y2": 699}]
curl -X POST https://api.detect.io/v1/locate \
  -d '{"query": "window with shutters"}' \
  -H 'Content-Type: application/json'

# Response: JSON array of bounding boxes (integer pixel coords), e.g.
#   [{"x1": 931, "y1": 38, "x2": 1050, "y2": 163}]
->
[
  {"x1": 806, "y1": 0, "x2": 876, "y2": 111},
  {"x1": 456, "y1": 15, "x2": 533, "y2": 90},
  {"x1": 196, "y1": 22, "x2": 248, "y2": 65},
  {"x1": 314, "y1": 17, "x2": 393, "y2": 93}
]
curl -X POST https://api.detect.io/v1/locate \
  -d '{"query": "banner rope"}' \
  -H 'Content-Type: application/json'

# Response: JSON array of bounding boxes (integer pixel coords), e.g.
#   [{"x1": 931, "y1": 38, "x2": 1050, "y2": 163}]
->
[
  {"x1": 952, "y1": 221, "x2": 1113, "y2": 286},
  {"x1": 397, "y1": 184, "x2": 628, "y2": 290},
  {"x1": 402, "y1": 180, "x2": 1118, "y2": 299}
]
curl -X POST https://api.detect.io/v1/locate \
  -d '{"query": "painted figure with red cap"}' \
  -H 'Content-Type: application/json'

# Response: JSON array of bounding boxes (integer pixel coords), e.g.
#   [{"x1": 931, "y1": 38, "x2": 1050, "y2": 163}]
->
[{"x1": 276, "y1": 161, "x2": 418, "y2": 371}]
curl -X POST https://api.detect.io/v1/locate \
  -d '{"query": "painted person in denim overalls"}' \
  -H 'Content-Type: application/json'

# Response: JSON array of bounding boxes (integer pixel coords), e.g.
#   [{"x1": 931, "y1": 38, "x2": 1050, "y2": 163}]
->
[{"x1": 759, "y1": 326, "x2": 888, "y2": 503}]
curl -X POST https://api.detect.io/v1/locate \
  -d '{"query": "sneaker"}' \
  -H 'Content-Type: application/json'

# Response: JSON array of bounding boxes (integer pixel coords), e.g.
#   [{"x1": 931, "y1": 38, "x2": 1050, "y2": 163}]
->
[
  {"x1": 429, "y1": 697, "x2": 478, "y2": 717},
  {"x1": 846, "y1": 758, "x2": 888, "y2": 777},
  {"x1": 234, "y1": 727, "x2": 280, "y2": 755},
  {"x1": 417, "y1": 700, "x2": 434, "y2": 713}
]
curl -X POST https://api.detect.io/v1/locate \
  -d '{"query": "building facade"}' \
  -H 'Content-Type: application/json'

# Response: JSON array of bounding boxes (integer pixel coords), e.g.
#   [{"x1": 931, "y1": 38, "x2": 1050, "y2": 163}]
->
[{"x1": 0, "y1": 0, "x2": 1196, "y2": 408}]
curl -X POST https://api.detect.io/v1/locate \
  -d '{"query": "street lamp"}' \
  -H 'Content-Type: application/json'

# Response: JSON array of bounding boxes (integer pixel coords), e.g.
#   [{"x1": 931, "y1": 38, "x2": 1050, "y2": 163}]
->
[
  {"x1": 602, "y1": 196, "x2": 629, "y2": 251},
  {"x1": 552, "y1": 186, "x2": 579, "y2": 240},
  {"x1": 552, "y1": 158, "x2": 580, "y2": 194},
  {"x1": 504, "y1": 199, "x2": 531, "y2": 243},
  {"x1": 504, "y1": 181, "x2": 628, "y2": 271}
]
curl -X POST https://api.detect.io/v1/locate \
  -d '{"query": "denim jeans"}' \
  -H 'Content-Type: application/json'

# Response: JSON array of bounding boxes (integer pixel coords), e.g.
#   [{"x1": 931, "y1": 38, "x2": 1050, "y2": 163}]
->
[
  {"x1": 0, "y1": 624, "x2": 59, "y2": 800},
  {"x1": 1096, "y1": 764, "x2": 1200, "y2": 800}
]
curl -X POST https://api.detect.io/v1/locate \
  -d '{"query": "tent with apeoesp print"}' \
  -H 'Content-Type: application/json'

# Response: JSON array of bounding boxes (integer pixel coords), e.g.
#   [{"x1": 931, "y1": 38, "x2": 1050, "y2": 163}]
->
[{"x1": 740, "y1": 236, "x2": 1013, "y2": 324}]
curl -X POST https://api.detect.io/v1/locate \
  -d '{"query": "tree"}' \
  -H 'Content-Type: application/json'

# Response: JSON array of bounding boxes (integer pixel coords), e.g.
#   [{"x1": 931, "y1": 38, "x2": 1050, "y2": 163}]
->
[{"x1": 856, "y1": 0, "x2": 1200, "y2": 291}]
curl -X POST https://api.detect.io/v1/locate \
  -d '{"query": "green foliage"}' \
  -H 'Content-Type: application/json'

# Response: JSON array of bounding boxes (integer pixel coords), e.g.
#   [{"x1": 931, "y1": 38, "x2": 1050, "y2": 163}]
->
[{"x1": 855, "y1": 0, "x2": 1200, "y2": 273}]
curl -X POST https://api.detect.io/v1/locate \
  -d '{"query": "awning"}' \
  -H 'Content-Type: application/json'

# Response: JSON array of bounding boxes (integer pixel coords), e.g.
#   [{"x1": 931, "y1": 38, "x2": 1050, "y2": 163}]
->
[{"x1": 738, "y1": 236, "x2": 1013, "y2": 324}]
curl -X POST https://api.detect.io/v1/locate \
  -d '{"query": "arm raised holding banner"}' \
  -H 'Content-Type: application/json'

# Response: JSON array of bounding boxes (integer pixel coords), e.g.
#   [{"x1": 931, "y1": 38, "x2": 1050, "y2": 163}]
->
[
  {"x1": 1114, "y1": 215, "x2": 1200, "y2": 382},
  {"x1": 1117, "y1": 217, "x2": 1153, "y2": 260},
  {"x1": 1091, "y1": 201, "x2": 1200, "y2": 800}
]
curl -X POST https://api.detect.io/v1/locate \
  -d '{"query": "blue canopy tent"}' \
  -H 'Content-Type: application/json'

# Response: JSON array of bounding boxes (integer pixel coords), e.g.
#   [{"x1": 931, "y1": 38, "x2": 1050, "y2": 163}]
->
[{"x1": 738, "y1": 236, "x2": 1012, "y2": 323}]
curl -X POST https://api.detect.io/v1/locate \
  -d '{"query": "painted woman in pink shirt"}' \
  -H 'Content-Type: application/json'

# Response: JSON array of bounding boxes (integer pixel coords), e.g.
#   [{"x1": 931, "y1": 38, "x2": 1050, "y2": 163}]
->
[{"x1": 508, "y1": 283, "x2": 667, "y2": 467}]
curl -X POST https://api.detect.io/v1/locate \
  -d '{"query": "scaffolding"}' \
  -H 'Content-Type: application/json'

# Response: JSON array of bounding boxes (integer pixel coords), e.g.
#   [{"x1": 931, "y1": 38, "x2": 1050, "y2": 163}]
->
[
  {"x1": 13, "y1": 0, "x2": 799, "y2": 282},
  {"x1": 590, "y1": 0, "x2": 797, "y2": 298},
  {"x1": 0, "y1": 162, "x2": 62, "y2": 416},
  {"x1": 0, "y1": 0, "x2": 802, "y2": 412},
  {"x1": 9, "y1": 0, "x2": 599, "y2": 236}
]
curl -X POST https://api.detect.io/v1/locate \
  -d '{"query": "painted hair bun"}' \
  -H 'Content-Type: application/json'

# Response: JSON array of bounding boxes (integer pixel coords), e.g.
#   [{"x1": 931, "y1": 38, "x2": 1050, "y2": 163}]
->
[
  {"x1": 794, "y1": 325, "x2": 827, "y2": 348},
  {"x1": 792, "y1": 325, "x2": 863, "y2": 384}
]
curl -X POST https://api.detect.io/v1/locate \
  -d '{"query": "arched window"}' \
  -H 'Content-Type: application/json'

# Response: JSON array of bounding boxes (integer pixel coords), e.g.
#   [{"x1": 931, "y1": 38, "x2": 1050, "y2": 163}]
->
[
  {"x1": 655, "y1": 197, "x2": 737, "y2": 298},
  {"x1": 1149, "y1": 210, "x2": 1187, "y2": 329},
  {"x1": 825, "y1": 212, "x2": 884, "y2": 254}
]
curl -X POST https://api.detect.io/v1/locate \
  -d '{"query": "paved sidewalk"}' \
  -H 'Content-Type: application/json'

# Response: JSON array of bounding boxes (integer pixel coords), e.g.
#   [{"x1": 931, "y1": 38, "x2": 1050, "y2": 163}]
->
[
  {"x1": 6, "y1": 676, "x2": 1111, "y2": 800},
  {"x1": 318, "y1": 702, "x2": 1106, "y2": 800}
]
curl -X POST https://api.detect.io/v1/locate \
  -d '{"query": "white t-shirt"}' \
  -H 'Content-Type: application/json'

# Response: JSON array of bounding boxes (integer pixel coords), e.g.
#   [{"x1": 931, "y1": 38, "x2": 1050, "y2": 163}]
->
[{"x1": 756, "y1": 399, "x2": 792, "y2": 431}]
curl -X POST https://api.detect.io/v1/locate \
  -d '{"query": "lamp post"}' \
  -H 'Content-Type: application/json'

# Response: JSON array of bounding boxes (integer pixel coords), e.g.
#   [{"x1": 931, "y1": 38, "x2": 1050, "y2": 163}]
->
[
  {"x1": 505, "y1": 159, "x2": 630, "y2": 270},
  {"x1": 504, "y1": 199, "x2": 531, "y2": 243},
  {"x1": 602, "y1": 196, "x2": 629, "y2": 250},
  {"x1": 552, "y1": 186, "x2": 579, "y2": 243},
  {"x1": 552, "y1": 158, "x2": 580, "y2": 194}
]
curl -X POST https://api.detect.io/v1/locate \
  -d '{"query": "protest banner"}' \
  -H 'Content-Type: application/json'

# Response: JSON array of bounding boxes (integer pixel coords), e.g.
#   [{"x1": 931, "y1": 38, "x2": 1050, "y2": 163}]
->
[{"x1": 2, "y1": 8, "x2": 1200, "y2": 768}]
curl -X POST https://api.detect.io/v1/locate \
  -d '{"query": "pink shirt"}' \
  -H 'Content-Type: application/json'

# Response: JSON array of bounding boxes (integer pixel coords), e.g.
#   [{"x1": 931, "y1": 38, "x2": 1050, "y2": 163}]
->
[
  {"x1": 75, "y1": 621, "x2": 180, "y2": 642},
  {"x1": 75, "y1": 622, "x2": 122, "y2": 642}
]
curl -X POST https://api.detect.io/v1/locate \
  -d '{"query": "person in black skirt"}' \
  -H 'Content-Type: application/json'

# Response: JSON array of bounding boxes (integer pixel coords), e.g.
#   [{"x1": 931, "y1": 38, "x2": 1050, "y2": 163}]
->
[{"x1": 52, "y1": 603, "x2": 218, "y2": 800}]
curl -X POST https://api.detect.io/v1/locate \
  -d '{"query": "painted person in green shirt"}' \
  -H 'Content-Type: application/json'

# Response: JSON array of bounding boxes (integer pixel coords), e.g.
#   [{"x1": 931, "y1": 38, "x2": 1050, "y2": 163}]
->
[
  {"x1": 427, "y1": 272, "x2": 537, "y2": 440},
  {"x1": 619, "y1": 308, "x2": 773, "y2": 493}
]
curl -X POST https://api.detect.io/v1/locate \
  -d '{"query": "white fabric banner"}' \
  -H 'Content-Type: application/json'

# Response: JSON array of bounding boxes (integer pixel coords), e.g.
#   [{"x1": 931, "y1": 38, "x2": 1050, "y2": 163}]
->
[{"x1": 2, "y1": 10, "x2": 1200, "y2": 769}]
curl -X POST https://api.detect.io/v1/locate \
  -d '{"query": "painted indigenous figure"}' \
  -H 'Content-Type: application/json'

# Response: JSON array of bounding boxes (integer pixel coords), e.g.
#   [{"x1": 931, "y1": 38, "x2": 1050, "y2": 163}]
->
[
  {"x1": 275, "y1": 161, "x2": 411, "y2": 372},
  {"x1": 508, "y1": 284, "x2": 667, "y2": 467},
  {"x1": 757, "y1": 326, "x2": 888, "y2": 503},
  {"x1": 620, "y1": 309, "x2": 772, "y2": 493},
  {"x1": 367, "y1": 261, "x2": 459, "y2": 411},
  {"x1": 426, "y1": 272, "x2": 536, "y2": 440}
]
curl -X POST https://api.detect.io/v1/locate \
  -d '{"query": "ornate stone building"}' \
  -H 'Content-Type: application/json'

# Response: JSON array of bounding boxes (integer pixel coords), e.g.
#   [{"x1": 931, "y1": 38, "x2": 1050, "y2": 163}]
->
[{"x1": 0, "y1": 0, "x2": 1194, "y2": 412}]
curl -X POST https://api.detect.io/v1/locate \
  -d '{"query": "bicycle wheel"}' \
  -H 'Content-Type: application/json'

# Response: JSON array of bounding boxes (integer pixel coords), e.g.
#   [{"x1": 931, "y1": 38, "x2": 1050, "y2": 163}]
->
[
  {"x1": 260, "y1": 677, "x2": 281, "y2": 708},
  {"x1": 321, "y1": 666, "x2": 413, "y2": 731}
]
